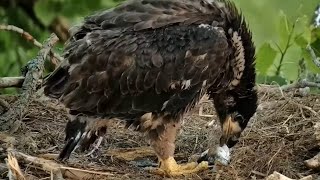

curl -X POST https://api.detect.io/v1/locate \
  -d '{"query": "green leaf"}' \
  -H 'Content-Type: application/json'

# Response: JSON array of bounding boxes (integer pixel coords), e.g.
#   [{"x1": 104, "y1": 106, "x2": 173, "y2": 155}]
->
[
  {"x1": 61, "y1": 0, "x2": 102, "y2": 18},
  {"x1": 294, "y1": 15, "x2": 312, "y2": 43},
  {"x1": 278, "y1": 11, "x2": 292, "y2": 49},
  {"x1": 256, "y1": 42, "x2": 278, "y2": 75},
  {"x1": 295, "y1": 34, "x2": 308, "y2": 48},
  {"x1": 280, "y1": 44, "x2": 302, "y2": 81},
  {"x1": 34, "y1": 0, "x2": 62, "y2": 26}
]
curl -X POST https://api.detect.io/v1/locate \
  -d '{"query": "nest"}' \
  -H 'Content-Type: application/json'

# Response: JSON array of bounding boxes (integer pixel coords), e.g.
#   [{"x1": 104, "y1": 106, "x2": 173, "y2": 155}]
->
[{"x1": 0, "y1": 85, "x2": 319, "y2": 179}]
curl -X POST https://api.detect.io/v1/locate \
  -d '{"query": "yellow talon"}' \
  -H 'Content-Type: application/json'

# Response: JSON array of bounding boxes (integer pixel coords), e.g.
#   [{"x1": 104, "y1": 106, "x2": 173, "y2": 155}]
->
[{"x1": 148, "y1": 156, "x2": 209, "y2": 176}]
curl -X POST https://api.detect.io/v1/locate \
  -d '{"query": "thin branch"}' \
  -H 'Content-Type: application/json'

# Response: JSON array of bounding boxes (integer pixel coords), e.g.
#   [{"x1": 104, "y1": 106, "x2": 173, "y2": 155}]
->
[
  {"x1": 0, "y1": 77, "x2": 25, "y2": 88},
  {"x1": 0, "y1": 34, "x2": 59, "y2": 132},
  {"x1": 0, "y1": 99, "x2": 10, "y2": 115},
  {"x1": 281, "y1": 79, "x2": 320, "y2": 91},
  {"x1": 8, "y1": 148, "x2": 114, "y2": 179},
  {"x1": 0, "y1": 24, "x2": 63, "y2": 67},
  {"x1": 306, "y1": 44, "x2": 320, "y2": 68},
  {"x1": 0, "y1": 24, "x2": 42, "y2": 48},
  {"x1": 6, "y1": 150, "x2": 26, "y2": 180},
  {"x1": 266, "y1": 171, "x2": 312, "y2": 180},
  {"x1": 275, "y1": 22, "x2": 296, "y2": 76}
]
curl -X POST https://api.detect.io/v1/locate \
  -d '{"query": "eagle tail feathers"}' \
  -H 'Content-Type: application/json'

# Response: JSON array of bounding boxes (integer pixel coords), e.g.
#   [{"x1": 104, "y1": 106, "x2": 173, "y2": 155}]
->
[
  {"x1": 58, "y1": 115, "x2": 107, "y2": 160},
  {"x1": 43, "y1": 66, "x2": 70, "y2": 99}
]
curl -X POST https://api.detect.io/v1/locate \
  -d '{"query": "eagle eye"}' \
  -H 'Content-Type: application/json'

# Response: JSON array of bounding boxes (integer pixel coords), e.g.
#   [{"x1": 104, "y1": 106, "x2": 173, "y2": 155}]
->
[{"x1": 234, "y1": 113, "x2": 244, "y2": 123}]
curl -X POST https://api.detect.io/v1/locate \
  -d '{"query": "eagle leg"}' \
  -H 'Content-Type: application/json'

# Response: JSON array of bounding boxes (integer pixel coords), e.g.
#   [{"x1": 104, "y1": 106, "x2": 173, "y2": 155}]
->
[{"x1": 147, "y1": 120, "x2": 208, "y2": 176}]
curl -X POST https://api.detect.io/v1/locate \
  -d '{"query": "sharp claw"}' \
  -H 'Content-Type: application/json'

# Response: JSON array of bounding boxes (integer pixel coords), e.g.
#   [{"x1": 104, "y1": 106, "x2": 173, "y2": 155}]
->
[{"x1": 147, "y1": 157, "x2": 209, "y2": 176}]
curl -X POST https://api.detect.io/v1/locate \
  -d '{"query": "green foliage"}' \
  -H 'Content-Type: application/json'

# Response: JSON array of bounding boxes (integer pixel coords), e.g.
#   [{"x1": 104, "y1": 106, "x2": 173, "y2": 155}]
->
[
  {"x1": 235, "y1": 0, "x2": 320, "y2": 85},
  {"x1": 255, "y1": 43, "x2": 278, "y2": 75},
  {"x1": 0, "y1": 0, "x2": 124, "y2": 94},
  {"x1": 34, "y1": 0, "x2": 119, "y2": 26}
]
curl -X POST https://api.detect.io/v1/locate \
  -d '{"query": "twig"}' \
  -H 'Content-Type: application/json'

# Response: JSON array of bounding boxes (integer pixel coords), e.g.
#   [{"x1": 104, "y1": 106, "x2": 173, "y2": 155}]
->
[
  {"x1": 0, "y1": 163, "x2": 8, "y2": 175},
  {"x1": 60, "y1": 167, "x2": 114, "y2": 177},
  {"x1": 306, "y1": 44, "x2": 320, "y2": 68},
  {"x1": 289, "y1": 100, "x2": 318, "y2": 117},
  {"x1": 0, "y1": 24, "x2": 63, "y2": 67},
  {"x1": 0, "y1": 34, "x2": 59, "y2": 133},
  {"x1": 251, "y1": 170, "x2": 267, "y2": 177},
  {"x1": 275, "y1": 21, "x2": 296, "y2": 76},
  {"x1": 266, "y1": 171, "x2": 312, "y2": 180},
  {"x1": 6, "y1": 150, "x2": 25, "y2": 180},
  {"x1": 281, "y1": 79, "x2": 320, "y2": 91},
  {"x1": 0, "y1": 98, "x2": 10, "y2": 112},
  {"x1": 0, "y1": 25, "x2": 42, "y2": 48},
  {"x1": 8, "y1": 148, "x2": 114, "y2": 179},
  {"x1": 0, "y1": 77, "x2": 25, "y2": 88}
]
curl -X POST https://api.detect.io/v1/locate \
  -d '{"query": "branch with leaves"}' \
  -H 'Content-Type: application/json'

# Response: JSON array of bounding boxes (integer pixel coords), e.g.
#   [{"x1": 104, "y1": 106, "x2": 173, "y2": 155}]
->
[
  {"x1": 280, "y1": 45, "x2": 320, "y2": 91},
  {"x1": 0, "y1": 33, "x2": 59, "y2": 133},
  {"x1": 0, "y1": 24, "x2": 63, "y2": 67},
  {"x1": 0, "y1": 24, "x2": 66, "y2": 89},
  {"x1": 275, "y1": 21, "x2": 296, "y2": 76}
]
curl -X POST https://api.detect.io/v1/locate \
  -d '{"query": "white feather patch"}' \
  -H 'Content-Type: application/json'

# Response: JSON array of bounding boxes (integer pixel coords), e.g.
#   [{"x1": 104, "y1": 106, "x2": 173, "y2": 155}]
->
[
  {"x1": 161, "y1": 100, "x2": 169, "y2": 111},
  {"x1": 199, "y1": 24, "x2": 211, "y2": 29},
  {"x1": 72, "y1": 131, "x2": 83, "y2": 153},
  {"x1": 181, "y1": 79, "x2": 191, "y2": 89},
  {"x1": 86, "y1": 39, "x2": 92, "y2": 45},
  {"x1": 229, "y1": 30, "x2": 245, "y2": 88},
  {"x1": 68, "y1": 64, "x2": 78, "y2": 74},
  {"x1": 202, "y1": 80, "x2": 207, "y2": 87}
]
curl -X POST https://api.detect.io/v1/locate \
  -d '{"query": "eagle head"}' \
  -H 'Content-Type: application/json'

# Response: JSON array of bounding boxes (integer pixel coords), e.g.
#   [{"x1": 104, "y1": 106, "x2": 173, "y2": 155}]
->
[
  {"x1": 213, "y1": 88, "x2": 257, "y2": 148},
  {"x1": 209, "y1": 1, "x2": 257, "y2": 149}
]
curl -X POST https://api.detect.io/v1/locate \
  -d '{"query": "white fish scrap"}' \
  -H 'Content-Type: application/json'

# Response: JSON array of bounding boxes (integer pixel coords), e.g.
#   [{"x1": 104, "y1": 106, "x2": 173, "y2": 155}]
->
[{"x1": 215, "y1": 144, "x2": 231, "y2": 166}]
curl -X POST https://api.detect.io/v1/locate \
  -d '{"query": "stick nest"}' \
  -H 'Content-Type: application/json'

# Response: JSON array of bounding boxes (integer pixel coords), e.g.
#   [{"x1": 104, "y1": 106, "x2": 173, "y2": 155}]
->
[{"x1": 0, "y1": 85, "x2": 319, "y2": 179}]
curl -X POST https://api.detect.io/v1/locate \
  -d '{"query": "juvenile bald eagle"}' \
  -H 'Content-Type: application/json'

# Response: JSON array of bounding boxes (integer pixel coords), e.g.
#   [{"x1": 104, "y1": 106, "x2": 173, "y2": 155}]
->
[{"x1": 44, "y1": 0, "x2": 257, "y2": 176}]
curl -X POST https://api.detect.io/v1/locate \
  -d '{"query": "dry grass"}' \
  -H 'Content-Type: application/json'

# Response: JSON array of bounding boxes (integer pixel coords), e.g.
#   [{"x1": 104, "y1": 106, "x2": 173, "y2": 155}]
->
[{"x1": 0, "y1": 85, "x2": 319, "y2": 179}]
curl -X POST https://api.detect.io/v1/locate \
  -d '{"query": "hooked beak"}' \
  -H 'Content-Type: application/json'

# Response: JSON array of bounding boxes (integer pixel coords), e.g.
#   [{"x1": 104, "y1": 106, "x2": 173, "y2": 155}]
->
[{"x1": 220, "y1": 114, "x2": 242, "y2": 148}]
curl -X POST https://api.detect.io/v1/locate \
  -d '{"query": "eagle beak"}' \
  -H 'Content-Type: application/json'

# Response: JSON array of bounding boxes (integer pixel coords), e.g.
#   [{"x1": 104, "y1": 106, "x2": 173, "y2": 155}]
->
[{"x1": 220, "y1": 115, "x2": 242, "y2": 148}]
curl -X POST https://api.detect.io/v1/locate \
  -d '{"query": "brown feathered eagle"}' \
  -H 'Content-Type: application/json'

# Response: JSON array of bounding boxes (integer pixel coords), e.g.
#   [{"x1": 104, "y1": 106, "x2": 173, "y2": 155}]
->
[{"x1": 43, "y1": 0, "x2": 257, "y2": 176}]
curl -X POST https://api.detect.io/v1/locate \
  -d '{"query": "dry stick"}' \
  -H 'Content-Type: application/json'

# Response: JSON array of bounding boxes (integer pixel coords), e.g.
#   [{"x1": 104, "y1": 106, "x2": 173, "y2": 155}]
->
[
  {"x1": 0, "y1": 24, "x2": 63, "y2": 66},
  {"x1": 8, "y1": 148, "x2": 114, "y2": 179},
  {"x1": 6, "y1": 150, "x2": 26, "y2": 180},
  {"x1": 0, "y1": 98, "x2": 10, "y2": 112},
  {"x1": 266, "y1": 171, "x2": 312, "y2": 180},
  {"x1": 0, "y1": 77, "x2": 25, "y2": 88},
  {"x1": 0, "y1": 34, "x2": 59, "y2": 133},
  {"x1": 281, "y1": 79, "x2": 320, "y2": 91}
]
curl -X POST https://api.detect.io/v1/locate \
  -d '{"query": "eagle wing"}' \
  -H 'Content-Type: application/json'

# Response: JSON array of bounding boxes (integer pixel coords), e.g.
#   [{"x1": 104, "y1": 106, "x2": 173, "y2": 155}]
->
[{"x1": 44, "y1": 0, "x2": 231, "y2": 120}]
